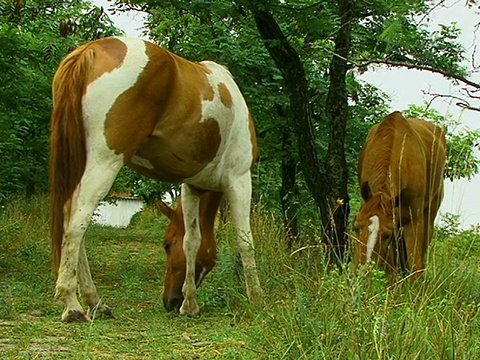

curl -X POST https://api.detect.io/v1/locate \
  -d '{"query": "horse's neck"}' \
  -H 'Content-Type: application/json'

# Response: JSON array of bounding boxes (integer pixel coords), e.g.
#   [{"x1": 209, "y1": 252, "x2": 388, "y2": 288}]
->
[{"x1": 200, "y1": 191, "x2": 224, "y2": 231}]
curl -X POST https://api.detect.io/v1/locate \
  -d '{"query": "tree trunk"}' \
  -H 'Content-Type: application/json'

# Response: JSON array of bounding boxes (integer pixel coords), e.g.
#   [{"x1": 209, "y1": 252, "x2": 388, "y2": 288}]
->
[
  {"x1": 323, "y1": 0, "x2": 353, "y2": 264},
  {"x1": 247, "y1": 2, "x2": 353, "y2": 264},
  {"x1": 246, "y1": 6, "x2": 331, "y2": 246},
  {"x1": 280, "y1": 119, "x2": 299, "y2": 248}
]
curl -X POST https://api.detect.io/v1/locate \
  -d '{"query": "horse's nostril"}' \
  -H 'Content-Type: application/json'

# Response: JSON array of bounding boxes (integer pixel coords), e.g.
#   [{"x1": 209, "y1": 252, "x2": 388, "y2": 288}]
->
[{"x1": 164, "y1": 295, "x2": 183, "y2": 312}]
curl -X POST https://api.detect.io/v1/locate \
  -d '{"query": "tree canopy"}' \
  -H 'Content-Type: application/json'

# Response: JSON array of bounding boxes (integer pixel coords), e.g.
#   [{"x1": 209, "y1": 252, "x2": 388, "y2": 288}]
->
[
  {"x1": 1, "y1": 0, "x2": 479, "y2": 253},
  {"x1": 0, "y1": 0, "x2": 120, "y2": 201}
]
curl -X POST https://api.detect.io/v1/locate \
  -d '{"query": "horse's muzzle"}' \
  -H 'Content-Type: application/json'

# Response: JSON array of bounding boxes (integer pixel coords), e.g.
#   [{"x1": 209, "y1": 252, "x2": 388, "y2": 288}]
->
[{"x1": 163, "y1": 294, "x2": 183, "y2": 312}]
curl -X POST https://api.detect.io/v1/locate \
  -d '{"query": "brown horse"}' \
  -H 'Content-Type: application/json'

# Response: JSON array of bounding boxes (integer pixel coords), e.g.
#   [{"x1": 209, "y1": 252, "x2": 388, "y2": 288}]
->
[
  {"x1": 157, "y1": 191, "x2": 223, "y2": 312},
  {"x1": 353, "y1": 111, "x2": 446, "y2": 278},
  {"x1": 50, "y1": 37, "x2": 261, "y2": 322}
]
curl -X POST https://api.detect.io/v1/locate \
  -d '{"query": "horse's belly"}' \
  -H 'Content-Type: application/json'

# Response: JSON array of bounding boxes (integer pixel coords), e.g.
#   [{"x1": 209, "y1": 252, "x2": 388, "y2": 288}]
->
[{"x1": 125, "y1": 135, "x2": 214, "y2": 183}]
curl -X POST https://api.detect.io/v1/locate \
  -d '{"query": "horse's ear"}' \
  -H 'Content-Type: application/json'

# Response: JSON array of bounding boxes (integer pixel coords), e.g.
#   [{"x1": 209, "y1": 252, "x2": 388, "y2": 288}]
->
[
  {"x1": 157, "y1": 200, "x2": 174, "y2": 219},
  {"x1": 360, "y1": 182, "x2": 371, "y2": 201}
]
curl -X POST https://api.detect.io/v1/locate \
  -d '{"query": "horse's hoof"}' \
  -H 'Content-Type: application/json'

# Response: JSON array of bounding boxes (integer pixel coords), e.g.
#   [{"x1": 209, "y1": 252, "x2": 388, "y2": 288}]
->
[
  {"x1": 89, "y1": 305, "x2": 115, "y2": 320},
  {"x1": 102, "y1": 305, "x2": 115, "y2": 319},
  {"x1": 179, "y1": 301, "x2": 200, "y2": 318},
  {"x1": 63, "y1": 310, "x2": 90, "y2": 323}
]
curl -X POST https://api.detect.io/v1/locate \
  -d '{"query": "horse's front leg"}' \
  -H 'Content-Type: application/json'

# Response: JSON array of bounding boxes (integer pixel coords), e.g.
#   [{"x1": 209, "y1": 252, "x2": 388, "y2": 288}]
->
[
  {"x1": 179, "y1": 184, "x2": 202, "y2": 317},
  {"x1": 403, "y1": 207, "x2": 426, "y2": 280}
]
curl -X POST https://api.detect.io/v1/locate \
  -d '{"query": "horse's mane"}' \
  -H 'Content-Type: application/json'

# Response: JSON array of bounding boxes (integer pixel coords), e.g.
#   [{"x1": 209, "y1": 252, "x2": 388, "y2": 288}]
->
[{"x1": 367, "y1": 113, "x2": 402, "y2": 196}]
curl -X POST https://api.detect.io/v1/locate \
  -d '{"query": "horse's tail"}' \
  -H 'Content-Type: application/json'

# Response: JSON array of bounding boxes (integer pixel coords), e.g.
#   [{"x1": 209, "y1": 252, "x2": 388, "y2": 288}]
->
[{"x1": 50, "y1": 44, "x2": 94, "y2": 274}]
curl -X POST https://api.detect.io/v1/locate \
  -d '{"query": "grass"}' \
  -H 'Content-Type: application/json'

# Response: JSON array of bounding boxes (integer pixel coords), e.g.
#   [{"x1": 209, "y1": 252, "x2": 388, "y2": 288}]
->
[{"x1": 1, "y1": 196, "x2": 480, "y2": 359}]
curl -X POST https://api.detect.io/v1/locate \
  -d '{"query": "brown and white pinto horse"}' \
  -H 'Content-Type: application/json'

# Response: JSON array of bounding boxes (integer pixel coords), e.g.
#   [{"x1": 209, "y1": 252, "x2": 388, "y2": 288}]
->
[
  {"x1": 353, "y1": 111, "x2": 446, "y2": 278},
  {"x1": 50, "y1": 37, "x2": 261, "y2": 321}
]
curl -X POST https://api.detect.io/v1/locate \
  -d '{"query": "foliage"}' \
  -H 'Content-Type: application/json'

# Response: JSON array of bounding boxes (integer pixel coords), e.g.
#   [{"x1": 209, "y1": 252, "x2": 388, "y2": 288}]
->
[
  {"x1": 1, "y1": 196, "x2": 480, "y2": 358},
  {"x1": 110, "y1": 167, "x2": 180, "y2": 204},
  {"x1": 437, "y1": 212, "x2": 462, "y2": 238},
  {"x1": 0, "y1": 0, "x2": 120, "y2": 202},
  {"x1": 110, "y1": 1, "x2": 393, "y2": 220},
  {"x1": 107, "y1": 1, "x2": 479, "y2": 238},
  {"x1": 0, "y1": 0, "x2": 478, "y2": 245}
]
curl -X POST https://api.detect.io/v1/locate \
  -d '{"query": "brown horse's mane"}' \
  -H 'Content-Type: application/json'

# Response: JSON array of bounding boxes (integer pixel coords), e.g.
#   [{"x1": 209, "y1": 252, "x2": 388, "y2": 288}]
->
[{"x1": 367, "y1": 113, "x2": 402, "y2": 197}]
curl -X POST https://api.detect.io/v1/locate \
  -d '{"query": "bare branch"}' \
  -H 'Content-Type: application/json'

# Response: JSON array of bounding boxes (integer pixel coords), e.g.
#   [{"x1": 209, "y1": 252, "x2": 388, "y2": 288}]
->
[
  {"x1": 422, "y1": 90, "x2": 480, "y2": 112},
  {"x1": 313, "y1": 41, "x2": 480, "y2": 89},
  {"x1": 363, "y1": 60, "x2": 480, "y2": 90}
]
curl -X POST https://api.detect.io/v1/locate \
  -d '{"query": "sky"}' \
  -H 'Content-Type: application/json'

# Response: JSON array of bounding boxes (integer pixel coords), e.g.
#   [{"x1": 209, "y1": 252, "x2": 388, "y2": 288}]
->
[{"x1": 92, "y1": 0, "x2": 480, "y2": 229}]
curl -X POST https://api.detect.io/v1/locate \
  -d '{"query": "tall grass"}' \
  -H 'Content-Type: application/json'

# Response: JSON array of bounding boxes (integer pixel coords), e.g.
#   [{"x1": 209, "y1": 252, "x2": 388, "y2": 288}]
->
[{"x1": 0, "y1": 196, "x2": 479, "y2": 359}]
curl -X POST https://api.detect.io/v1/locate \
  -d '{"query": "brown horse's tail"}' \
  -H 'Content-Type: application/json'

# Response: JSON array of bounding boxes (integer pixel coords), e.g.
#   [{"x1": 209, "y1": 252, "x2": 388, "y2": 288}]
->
[{"x1": 50, "y1": 44, "x2": 94, "y2": 275}]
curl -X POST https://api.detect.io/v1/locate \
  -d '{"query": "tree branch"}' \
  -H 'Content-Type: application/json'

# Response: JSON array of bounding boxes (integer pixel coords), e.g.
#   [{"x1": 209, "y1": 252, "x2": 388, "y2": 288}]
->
[
  {"x1": 366, "y1": 60, "x2": 480, "y2": 90},
  {"x1": 313, "y1": 42, "x2": 479, "y2": 90},
  {"x1": 423, "y1": 90, "x2": 480, "y2": 112}
]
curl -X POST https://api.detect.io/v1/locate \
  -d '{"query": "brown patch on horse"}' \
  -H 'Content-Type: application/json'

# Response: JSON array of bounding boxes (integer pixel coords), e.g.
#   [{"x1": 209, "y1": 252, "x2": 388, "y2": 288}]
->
[
  {"x1": 218, "y1": 82, "x2": 233, "y2": 108},
  {"x1": 104, "y1": 42, "x2": 178, "y2": 156},
  {"x1": 87, "y1": 38, "x2": 127, "y2": 84},
  {"x1": 103, "y1": 41, "x2": 219, "y2": 181},
  {"x1": 197, "y1": 62, "x2": 213, "y2": 74},
  {"x1": 129, "y1": 118, "x2": 221, "y2": 182}
]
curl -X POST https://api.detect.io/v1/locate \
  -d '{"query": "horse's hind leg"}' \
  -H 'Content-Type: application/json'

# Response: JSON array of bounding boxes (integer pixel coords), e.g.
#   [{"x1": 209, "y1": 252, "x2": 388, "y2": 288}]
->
[
  {"x1": 225, "y1": 172, "x2": 262, "y2": 302},
  {"x1": 78, "y1": 238, "x2": 114, "y2": 319},
  {"x1": 55, "y1": 157, "x2": 122, "y2": 322}
]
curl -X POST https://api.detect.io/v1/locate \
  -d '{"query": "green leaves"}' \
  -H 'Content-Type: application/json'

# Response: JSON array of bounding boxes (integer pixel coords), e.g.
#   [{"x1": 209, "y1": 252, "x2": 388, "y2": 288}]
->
[
  {"x1": 445, "y1": 128, "x2": 480, "y2": 181},
  {"x1": 0, "y1": 0, "x2": 123, "y2": 201}
]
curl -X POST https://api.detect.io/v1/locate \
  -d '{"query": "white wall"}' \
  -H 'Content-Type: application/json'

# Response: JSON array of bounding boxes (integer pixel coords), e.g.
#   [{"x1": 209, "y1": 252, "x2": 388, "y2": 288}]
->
[{"x1": 92, "y1": 199, "x2": 144, "y2": 228}]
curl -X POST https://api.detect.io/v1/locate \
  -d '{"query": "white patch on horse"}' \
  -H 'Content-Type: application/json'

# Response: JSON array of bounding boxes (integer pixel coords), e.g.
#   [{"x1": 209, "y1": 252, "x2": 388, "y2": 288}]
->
[
  {"x1": 366, "y1": 215, "x2": 380, "y2": 261},
  {"x1": 71, "y1": 36, "x2": 149, "y2": 224},
  {"x1": 131, "y1": 155, "x2": 154, "y2": 170},
  {"x1": 83, "y1": 37, "x2": 149, "y2": 159},
  {"x1": 69, "y1": 36, "x2": 149, "y2": 256},
  {"x1": 196, "y1": 267, "x2": 208, "y2": 287},
  {"x1": 179, "y1": 184, "x2": 202, "y2": 316},
  {"x1": 185, "y1": 61, "x2": 253, "y2": 190}
]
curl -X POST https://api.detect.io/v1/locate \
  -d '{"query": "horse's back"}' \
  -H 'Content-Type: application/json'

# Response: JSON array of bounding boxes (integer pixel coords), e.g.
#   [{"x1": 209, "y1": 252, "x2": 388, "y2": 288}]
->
[
  {"x1": 359, "y1": 112, "x2": 445, "y2": 197},
  {"x1": 407, "y1": 117, "x2": 446, "y2": 162},
  {"x1": 406, "y1": 117, "x2": 446, "y2": 200}
]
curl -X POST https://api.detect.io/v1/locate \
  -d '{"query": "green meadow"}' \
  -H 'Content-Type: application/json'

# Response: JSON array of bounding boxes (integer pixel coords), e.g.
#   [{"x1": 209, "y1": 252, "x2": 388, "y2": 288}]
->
[{"x1": 1, "y1": 196, "x2": 479, "y2": 359}]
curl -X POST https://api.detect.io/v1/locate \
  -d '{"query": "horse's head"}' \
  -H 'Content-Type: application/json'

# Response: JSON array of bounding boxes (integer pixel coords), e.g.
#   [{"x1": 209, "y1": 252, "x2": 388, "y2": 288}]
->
[
  {"x1": 157, "y1": 197, "x2": 218, "y2": 312},
  {"x1": 353, "y1": 192, "x2": 399, "y2": 271}
]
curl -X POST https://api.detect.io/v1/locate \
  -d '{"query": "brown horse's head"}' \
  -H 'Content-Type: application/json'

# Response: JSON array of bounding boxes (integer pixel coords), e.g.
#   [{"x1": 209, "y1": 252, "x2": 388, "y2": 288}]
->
[
  {"x1": 157, "y1": 192, "x2": 221, "y2": 312},
  {"x1": 353, "y1": 192, "x2": 402, "y2": 273}
]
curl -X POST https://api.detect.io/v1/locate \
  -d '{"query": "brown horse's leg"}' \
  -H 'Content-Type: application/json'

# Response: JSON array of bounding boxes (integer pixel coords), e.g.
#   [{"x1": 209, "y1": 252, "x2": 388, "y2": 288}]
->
[
  {"x1": 226, "y1": 172, "x2": 262, "y2": 302},
  {"x1": 179, "y1": 184, "x2": 202, "y2": 317},
  {"x1": 403, "y1": 208, "x2": 426, "y2": 280}
]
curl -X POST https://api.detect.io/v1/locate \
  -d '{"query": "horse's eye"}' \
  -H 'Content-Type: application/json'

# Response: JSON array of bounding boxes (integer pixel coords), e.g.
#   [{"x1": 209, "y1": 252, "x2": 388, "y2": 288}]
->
[{"x1": 164, "y1": 243, "x2": 171, "y2": 253}]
